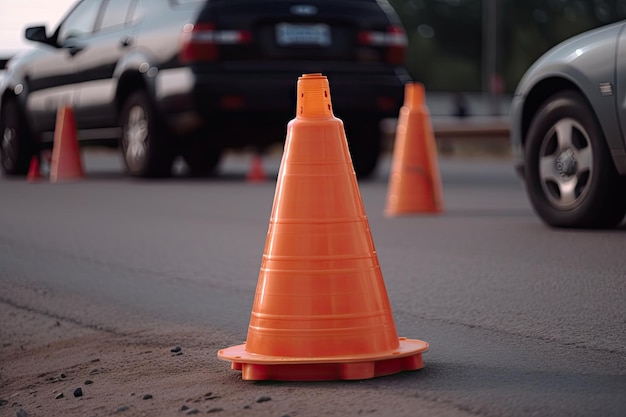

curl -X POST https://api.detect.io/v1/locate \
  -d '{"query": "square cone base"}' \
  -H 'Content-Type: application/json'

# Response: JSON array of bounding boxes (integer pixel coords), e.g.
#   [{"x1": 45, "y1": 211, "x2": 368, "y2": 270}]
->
[{"x1": 218, "y1": 338, "x2": 428, "y2": 381}]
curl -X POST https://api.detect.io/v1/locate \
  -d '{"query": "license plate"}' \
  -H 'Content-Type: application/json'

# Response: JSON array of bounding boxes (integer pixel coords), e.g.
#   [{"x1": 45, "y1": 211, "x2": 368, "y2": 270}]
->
[{"x1": 276, "y1": 23, "x2": 331, "y2": 46}]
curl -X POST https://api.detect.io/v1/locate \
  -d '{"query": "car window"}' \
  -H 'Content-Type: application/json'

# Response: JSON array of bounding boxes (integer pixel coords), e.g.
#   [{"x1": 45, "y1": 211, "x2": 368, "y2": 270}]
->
[
  {"x1": 98, "y1": 0, "x2": 139, "y2": 31},
  {"x1": 57, "y1": 0, "x2": 103, "y2": 44}
]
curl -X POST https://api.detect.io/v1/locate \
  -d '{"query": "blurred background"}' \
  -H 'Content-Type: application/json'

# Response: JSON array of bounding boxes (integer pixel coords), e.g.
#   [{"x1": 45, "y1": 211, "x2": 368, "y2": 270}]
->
[
  {"x1": 1, "y1": 0, "x2": 625, "y2": 119},
  {"x1": 389, "y1": 0, "x2": 626, "y2": 116}
]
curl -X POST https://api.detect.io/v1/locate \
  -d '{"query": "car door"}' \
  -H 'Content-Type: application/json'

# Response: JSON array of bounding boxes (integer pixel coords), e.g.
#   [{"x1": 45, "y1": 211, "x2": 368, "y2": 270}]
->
[
  {"x1": 72, "y1": 0, "x2": 141, "y2": 134},
  {"x1": 26, "y1": 0, "x2": 103, "y2": 137}
]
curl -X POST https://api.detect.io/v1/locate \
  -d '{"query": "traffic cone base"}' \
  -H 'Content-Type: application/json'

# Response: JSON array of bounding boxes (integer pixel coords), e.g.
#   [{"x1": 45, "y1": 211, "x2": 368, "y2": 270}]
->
[
  {"x1": 385, "y1": 82, "x2": 443, "y2": 215},
  {"x1": 218, "y1": 338, "x2": 428, "y2": 381},
  {"x1": 50, "y1": 105, "x2": 84, "y2": 182},
  {"x1": 218, "y1": 74, "x2": 429, "y2": 381}
]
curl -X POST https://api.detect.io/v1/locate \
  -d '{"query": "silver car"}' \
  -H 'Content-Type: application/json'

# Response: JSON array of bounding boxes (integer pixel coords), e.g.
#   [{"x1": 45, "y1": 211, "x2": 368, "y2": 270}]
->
[{"x1": 510, "y1": 20, "x2": 626, "y2": 228}]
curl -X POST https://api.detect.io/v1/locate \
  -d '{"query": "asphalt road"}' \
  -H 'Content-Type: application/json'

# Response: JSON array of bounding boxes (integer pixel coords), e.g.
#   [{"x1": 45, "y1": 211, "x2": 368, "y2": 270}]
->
[{"x1": 1, "y1": 150, "x2": 625, "y2": 417}]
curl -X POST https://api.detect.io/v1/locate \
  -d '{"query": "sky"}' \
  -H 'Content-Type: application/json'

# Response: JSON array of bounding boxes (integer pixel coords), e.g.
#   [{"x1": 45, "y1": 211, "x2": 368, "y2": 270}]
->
[{"x1": 0, "y1": 0, "x2": 76, "y2": 56}]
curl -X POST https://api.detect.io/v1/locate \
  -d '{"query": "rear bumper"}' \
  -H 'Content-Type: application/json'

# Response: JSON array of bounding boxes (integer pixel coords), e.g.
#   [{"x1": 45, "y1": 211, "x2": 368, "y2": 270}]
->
[
  {"x1": 155, "y1": 66, "x2": 409, "y2": 140},
  {"x1": 197, "y1": 70, "x2": 406, "y2": 112}
]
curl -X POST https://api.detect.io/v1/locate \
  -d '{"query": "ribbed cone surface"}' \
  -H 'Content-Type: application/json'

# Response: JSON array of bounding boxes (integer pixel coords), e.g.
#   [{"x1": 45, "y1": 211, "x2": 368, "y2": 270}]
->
[
  {"x1": 385, "y1": 82, "x2": 443, "y2": 215},
  {"x1": 245, "y1": 73, "x2": 400, "y2": 358},
  {"x1": 50, "y1": 105, "x2": 84, "y2": 183}
]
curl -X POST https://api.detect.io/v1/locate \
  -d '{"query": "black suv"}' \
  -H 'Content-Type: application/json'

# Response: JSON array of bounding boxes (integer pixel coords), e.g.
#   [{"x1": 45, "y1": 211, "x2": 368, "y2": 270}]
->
[{"x1": 0, "y1": 0, "x2": 410, "y2": 178}]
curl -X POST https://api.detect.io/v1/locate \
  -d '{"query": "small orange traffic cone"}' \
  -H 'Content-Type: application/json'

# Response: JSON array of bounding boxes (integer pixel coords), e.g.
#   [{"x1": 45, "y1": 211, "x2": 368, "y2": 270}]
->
[
  {"x1": 27, "y1": 155, "x2": 42, "y2": 182},
  {"x1": 49, "y1": 105, "x2": 84, "y2": 183},
  {"x1": 385, "y1": 82, "x2": 443, "y2": 216},
  {"x1": 218, "y1": 73, "x2": 429, "y2": 381},
  {"x1": 246, "y1": 153, "x2": 268, "y2": 182}
]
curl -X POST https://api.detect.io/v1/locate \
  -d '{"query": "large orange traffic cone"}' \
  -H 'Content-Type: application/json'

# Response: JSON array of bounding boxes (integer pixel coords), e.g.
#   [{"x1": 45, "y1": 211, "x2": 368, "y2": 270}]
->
[
  {"x1": 246, "y1": 153, "x2": 268, "y2": 182},
  {"x1": 218, "y1": 73, "x2": 429, "y2": 381},
  {"x1": 385, "y1": 82, "x2": 443, "y2": 216},
  {"x1": 49, "y1": 105, "x2": 84, "y2": 183},
  {"x1": 27, "y1": 155, "x2": 42, "y2": 183}
]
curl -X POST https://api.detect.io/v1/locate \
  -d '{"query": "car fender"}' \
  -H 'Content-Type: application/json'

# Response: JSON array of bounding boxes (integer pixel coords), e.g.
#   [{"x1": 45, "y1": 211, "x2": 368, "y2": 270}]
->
[
  {"x1": 0, "y1": 72, "x2": 31, "y2": 135},
  {"x1": 513, "y1": 21, "x2": 626, "y2": 175},
  {"x1": 0, "y1": 48, "x2": 56, "y2": 127},
  {"x1": 112, "y1": 50, "x2": 160, "y2": 113},
  {"x1": 0, "y1": 55, "x2": 30, "y2": 114}
]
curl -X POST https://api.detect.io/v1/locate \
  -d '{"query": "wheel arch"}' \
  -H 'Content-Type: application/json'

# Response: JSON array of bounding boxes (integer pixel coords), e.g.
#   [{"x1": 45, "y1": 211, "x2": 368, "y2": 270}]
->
[
  {"x1": 113, "y1": 50, "x2": 160, "y2": 121},
  {"x1": 1, "y1": 85, "x2": 28, "y2": 122},
  {"x1": 521, "y1": 77, "x2": 626, "y2": 175},
  {"x1": 115, "y1": 71, "x2": 150, "y2": 119},
  {"x1": 1, "y1": 85, "x2": 35, "y2": 141}
]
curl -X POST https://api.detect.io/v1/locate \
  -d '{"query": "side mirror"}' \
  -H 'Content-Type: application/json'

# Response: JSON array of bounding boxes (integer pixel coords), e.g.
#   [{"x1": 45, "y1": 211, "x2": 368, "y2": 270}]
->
[{"x1": 25, "y1": 26, "x2": 50, "y2": 44}]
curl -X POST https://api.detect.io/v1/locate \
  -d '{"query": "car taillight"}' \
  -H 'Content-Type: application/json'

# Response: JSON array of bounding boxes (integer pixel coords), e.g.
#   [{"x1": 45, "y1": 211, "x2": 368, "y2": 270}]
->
[
  {"x1": 179, "y1": 23, "x2": 252, "y2": 63},
  {"x1": 358, "y1": 25, "x2": 407, "y2": 65}
]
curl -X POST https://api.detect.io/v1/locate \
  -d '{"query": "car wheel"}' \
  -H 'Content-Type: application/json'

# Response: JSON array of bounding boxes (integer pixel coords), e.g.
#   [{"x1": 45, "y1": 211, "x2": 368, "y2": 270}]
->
[
  {"x1": 345, "y1": 118, "x2": 382, "y2": 179},
  {"x1": 120, "y1": 91, "x2": 173, "y2": 177},
  {"x1": 524, "y1": 90, "x2": 626, "y2": 228},
  {"x1": 181, "y1": 135, "x2": 222, "y2": 177},
  {"x1": 1, "y1": 97, "x2": 33, "y2": 176}
]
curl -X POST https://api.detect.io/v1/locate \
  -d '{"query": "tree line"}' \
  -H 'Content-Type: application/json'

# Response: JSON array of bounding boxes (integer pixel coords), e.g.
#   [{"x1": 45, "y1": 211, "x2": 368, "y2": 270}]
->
[{"x1": 388, "y1": 0, "x2": 626, "y2": 93}]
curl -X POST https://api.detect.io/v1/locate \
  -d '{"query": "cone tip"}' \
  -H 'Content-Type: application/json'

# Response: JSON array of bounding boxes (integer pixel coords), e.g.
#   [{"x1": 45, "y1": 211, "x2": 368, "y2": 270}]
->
[
  {"x1": 405, "y1": 82, "x2": 426, "y2": 108},
  {"x1": 296, "y1": 73, "x2": 333, "y2": 118},
  {"x1": 299, "y1": 73, "x2": 326, "y2": 80}
]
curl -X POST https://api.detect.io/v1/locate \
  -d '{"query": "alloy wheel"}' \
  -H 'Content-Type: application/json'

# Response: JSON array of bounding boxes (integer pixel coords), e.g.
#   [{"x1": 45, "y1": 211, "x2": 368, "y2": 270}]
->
[
  {"x1": 123, "y1": 105, "x2": 149, "y2": 173},
  {"x1": 538, "y1": 117, "x2": 593, "y2": 210},
  {"x1": 1, "y1": 125, "x2": 17, "y2": 172}
]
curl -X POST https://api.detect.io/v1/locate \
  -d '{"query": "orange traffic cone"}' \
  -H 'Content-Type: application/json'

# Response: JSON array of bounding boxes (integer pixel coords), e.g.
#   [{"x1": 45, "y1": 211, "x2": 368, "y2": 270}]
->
[
  {"x1": 246, "y1": 153, "x2": 268, "y2": 182},
  {"x1": 27, "y1": 155, "x2": 42, "y2": 182},
  {"x1": 49, "y1": 105, "x2": 84, "y2": 183},
  {"x1": 218, "y1": 73, "x2": 429, "y2": 381},
  {"x1": 385, "y1": 82, "x2": 443, "y2": 216}
]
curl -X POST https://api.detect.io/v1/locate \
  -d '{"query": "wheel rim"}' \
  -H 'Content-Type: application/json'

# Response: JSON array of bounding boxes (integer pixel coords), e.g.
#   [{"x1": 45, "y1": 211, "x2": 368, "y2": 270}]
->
[
  {"x1": 123, "y1": 105, "x2": 149, "y2": 172},
  {"x1": 538, "y1": 117, "x2": 593, "y2": 210},
  {"x1": 1, "y1": 125, "x2": 17, "y2": 171}
]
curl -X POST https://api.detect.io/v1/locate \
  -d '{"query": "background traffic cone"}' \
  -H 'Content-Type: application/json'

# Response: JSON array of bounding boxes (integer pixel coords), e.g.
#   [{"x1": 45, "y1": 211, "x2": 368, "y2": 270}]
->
[
  {"x1": 246, "y1": 152, "x2": 268, "y2": 182},
  {"x1": 218, "y1": 73, "x2": 428, "y2": 381},
  {"x1": 27, "y1": 155, "x2": 42, "y2": 182},
  {"x1": 49, "y1": 105, "x2": 84, "y2": 183},
  {"x1": 385, "y1": 82, "x2": 443, "y2": 216}
]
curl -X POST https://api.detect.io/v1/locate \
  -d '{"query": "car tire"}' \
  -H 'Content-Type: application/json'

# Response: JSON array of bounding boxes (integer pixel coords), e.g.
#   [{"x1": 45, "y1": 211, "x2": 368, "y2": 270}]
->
[
  {"x1": 524, "y1": 90, "x2": 626, "y2": 228},
  {"x1": 345, "y1": 118, "x2": 382, "y2": 180},
  {"x1": 120, "y1": 91, "x2": 173, "y2": 178},
  {"x1": 1, "y1": 97, "x2": 34, "y2": 176},
  {"x1": 181, "y1": 135, "x2": 222, "y2": 177}
]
